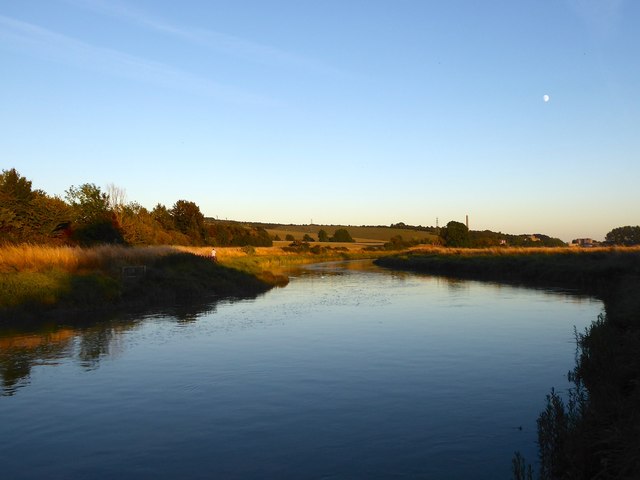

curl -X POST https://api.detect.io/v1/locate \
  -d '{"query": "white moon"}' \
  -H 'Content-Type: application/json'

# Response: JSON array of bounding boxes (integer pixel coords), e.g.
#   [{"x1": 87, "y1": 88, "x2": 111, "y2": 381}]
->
[{"x1": 543, "y1": 94, "x2": 550, "y2": 102}]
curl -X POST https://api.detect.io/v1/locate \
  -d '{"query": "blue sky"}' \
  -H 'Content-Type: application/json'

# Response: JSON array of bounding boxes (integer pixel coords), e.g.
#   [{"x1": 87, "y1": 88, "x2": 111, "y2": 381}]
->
[{"x1": 1, "y1": 0, "x2": 638, "y2": 241}]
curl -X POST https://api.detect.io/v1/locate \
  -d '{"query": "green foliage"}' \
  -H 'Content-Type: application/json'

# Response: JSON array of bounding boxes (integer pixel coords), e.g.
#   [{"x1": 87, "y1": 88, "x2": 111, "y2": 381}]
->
[
  {"x1": 31, "y1": 192, "x2": 71, "y2": 242},
  {"x1": 151, "y1": 203, "x2": 174, "y2": 231},
  {"x1": 0, "y1": 168, "x2": 34, "y2": 225},
  {"x1": 65, "y1": 183, "x2": 124, "y2": 245},
  {"x1": 171, "y1": 200, "x2": 206, "y2": 243},
  {"x1": 0, "y1": 270, "x2": 66, "y2": 310},
  {"x1": 65, "y1": 183, "x2": 111, "y2": 224},
  {"x1": 441, "y1": 221, "x2": 470, "y2": 247},
  {"x1": 384, "y1": 235, "x2": 416, "y2": 250},
  {"x1": 1, "y1": 168, "x2": 72, "y2": 244},
  {"x1": 0, "y1": 169, "x2": 35, "y2": 242},
  {"x1": 285, "y1": 234, "x2": 295, "y2": 241},
  {"x1": 606, "y1": 225, "x2": 640, "y2": 246},
  {"x1": 318, "y1": 229, "x2": 329, "y2": 242},
  {"x1": 303, "y1": 233, "x2": 314, "y2": 242},
  {"x1": 121, "y1": 203, "x2": 160, "y2": 244},
  {"x1": 331, "y1": 228, "x2": 354, "y2": 242},
  {"x1": 205, "y1": 222, "x2": 273, "y2": 247}
]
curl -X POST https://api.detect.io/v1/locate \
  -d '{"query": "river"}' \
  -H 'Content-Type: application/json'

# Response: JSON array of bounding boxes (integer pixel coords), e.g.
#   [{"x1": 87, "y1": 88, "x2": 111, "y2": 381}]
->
[{"x1": 0, "y1": 260, "x2": 601, "y2": 479}]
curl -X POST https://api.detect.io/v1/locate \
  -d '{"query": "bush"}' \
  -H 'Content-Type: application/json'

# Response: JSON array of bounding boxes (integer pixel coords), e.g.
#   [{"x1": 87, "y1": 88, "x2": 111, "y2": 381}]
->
[{"x1": 331, "y1": 229, "x2": 354, "y2": 242}]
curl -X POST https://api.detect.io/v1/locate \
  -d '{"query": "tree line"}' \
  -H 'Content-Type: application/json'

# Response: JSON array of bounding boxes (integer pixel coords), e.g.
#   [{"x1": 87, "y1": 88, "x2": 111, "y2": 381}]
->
[
  {"x1": 0, "y1": 168, "x2": 271, "y2": 247},
  {"x1": 3, "y1": 168, "x2": 635, "y2": 249}
]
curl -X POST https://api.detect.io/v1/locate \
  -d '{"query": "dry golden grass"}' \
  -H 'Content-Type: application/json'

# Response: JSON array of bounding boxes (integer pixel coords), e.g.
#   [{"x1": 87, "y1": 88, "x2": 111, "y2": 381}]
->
[
  {"x1": 176, "y1": 244, "x2": 375, "y2": 259},
  {"x1": 0, "y1": 244, "x2": 178, "y2": 274},
  {"x1": 0, "y1": 243, "x2": 374, "y2": 277},
  {"x1": 5, "y1": 243, "x2": 636, "y2": 276}
]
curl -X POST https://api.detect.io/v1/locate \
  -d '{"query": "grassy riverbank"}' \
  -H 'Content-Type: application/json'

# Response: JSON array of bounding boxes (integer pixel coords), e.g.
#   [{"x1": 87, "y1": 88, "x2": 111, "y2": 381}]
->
[
  {"x1": 0, "y1": 245, "x2": 282, "y2": 323},
  {"x1": 375, "y1": 247, "x2": 640, "y2": 479},
  {"x1": 0, "y1": 244, "x2": 381, "y2": 324}
]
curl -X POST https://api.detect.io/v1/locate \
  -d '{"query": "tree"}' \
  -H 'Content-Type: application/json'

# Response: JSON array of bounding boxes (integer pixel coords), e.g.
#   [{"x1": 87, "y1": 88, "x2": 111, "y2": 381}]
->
[
  {"x1": 65, "y1": 183, "x2": 111, "y2": 225},
  {"x1": 285, "y1": 234, "x2": 295, "y2": 241},
  {"x1": 65, "y1": 183, "x2": 124, "y2": 245},
  {"x1": 0, "y1": 168, "x2": 35, "y2": 242},
  {"x1": 152, "y1": 203, "x2": 174, "y2": 230},
  {"x1": 441, "y1": 221, "x2": 470, "y2": 247},
  {"x1": 303, "y1": 233, "x2": 314, "y2": 242},
  {"x1": 331, "y1": 228, "x2": 355, "y2": 242},
  {"x1": 318, "y1": 229, "x2": 329, "y2": 242},
  {"x1": 170, "y1": 200, "x2": 206, "y2": 243},
  {"x1": 106, "y1": 183, "x2": 127, "y2": 226},
  {"x1": 605, "y1": 226, "x2": 640, "y2": 246}
]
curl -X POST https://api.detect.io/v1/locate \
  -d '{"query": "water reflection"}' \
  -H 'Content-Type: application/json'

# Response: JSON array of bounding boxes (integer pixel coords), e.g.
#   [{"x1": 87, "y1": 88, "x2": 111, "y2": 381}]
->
[
  {"x1": 0, "y1": 328, "x2": 73, "y2": 395},
  {"x1": 0, "y1": 261, "x2": 603, "y2": 479},
  {"x1": 0, "y1": 262, "x2": 597, "y2": 397},
  {"x1": 0, "y1": 295, "x2": 250, "y2": 396}
]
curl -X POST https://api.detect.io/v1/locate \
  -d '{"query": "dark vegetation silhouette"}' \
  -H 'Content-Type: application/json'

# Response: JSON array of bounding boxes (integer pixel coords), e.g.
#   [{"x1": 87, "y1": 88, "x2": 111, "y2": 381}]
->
[
  {"x1": 330, "y1": 228, "x2": 355, "y2": 242},
  {"x1": 605, "y1": 225, "x2": 640, "y2": 246},
  {"x1": 0, "y1": 168, "x2": 271, "y2": 247}
]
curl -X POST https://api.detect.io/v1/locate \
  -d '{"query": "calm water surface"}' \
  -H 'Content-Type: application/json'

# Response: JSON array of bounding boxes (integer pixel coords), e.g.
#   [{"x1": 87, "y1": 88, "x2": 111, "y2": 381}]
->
[{"x1": 0, "y1": 260, "x2": 601, "y2": 479}]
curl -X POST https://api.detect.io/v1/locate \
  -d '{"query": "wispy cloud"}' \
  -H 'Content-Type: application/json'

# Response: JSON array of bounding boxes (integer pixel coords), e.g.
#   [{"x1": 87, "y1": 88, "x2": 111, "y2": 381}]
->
[
  {"x1": 0, "y1": 15, "x2": 275, "y2": 105},
  {"x1": 64, "y1": 0, "x2": 343, "y2": 76}
]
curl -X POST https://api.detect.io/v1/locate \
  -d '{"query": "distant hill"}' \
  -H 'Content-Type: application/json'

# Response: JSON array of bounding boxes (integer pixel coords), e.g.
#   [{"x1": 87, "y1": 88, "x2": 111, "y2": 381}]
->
[
  {"x1": 205, "y1": 220, "x2": 439, "y2": 244},
  {"x1": 204, "y1": 219, "x2": 566, "y2": 248}
]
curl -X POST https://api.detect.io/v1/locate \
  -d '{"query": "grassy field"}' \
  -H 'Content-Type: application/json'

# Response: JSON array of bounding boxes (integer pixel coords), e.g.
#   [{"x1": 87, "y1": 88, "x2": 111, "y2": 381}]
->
[{"x1": 263, "y1": 224, "x2": 437, "y2": 243}]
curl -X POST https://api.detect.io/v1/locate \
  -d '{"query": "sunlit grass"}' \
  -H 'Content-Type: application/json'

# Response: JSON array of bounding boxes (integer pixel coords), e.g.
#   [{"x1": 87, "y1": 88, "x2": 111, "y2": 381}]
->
[
  {"x1": 0, "y1": 244, "x2": 285, "y2": 318},
  {"x1": 0, "y1": 244, "x2": 178, "y2": 274}
]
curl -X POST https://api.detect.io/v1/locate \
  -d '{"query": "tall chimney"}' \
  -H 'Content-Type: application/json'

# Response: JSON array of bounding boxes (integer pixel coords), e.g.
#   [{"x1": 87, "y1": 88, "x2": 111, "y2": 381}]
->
[{"x1": 466, "y1": 215, "x2": 469, "y2": 230}]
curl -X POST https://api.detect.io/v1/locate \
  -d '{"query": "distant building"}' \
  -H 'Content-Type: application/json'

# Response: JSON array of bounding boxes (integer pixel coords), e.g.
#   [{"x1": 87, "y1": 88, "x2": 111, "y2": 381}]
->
[{"x1": 571, "y1": 238, "x2": 595, "y2": 247}]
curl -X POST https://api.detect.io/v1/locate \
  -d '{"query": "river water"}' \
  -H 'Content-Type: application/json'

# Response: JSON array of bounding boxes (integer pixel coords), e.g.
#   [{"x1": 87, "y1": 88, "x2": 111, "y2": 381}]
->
[{"x1": 0, "y1": 260, "x2": 601, "y2": 479}]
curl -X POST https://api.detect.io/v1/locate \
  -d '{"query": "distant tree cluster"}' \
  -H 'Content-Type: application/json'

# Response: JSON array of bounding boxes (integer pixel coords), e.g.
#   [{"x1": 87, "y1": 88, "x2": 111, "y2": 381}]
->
[
  {"x1": 382, "y1": 235, "x2": 431, "y2": 251},
  {"x1": 605, "y1": 226, "x2": 640, "y2": 246},
  {"x1": 330, "y1": 228, "x2": 355, "y2": 242},
  {"x1": 441, "y1": 221, "x2": 470, "y2": 247},
  {"x1": 438, "y1": 220, "x2": 566, "y2": 248},
  {"x1": 0, "y1": 168, "x2": 271, "y2": 247},
  {"x1": 389, "y1": 222, "x2": 438, "y2": 234}
]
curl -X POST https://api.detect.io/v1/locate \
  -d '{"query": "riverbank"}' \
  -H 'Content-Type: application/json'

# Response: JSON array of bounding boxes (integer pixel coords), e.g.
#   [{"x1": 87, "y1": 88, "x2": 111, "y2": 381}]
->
[
  {"x1": 0, "y1": 244, "x2": 380, "y2": 325},
  {"x1": 375, "y1": 247, "x2": 640, "y2": 479},
  {"x1": 0, "y1": 245, "x2": 279, "y2": 324}
]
